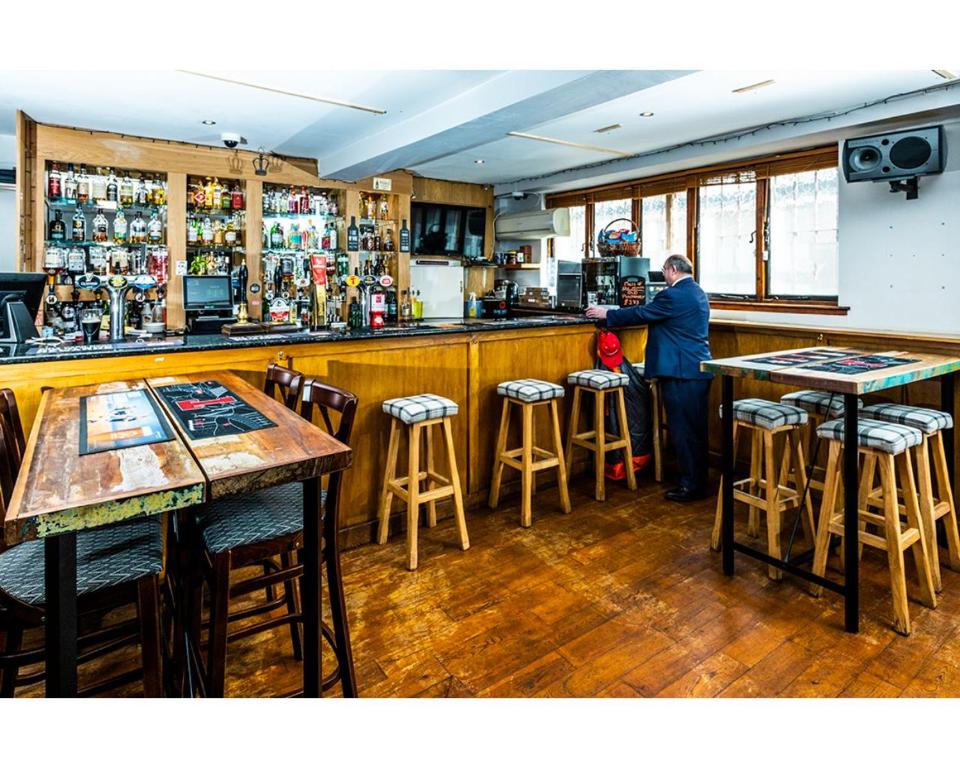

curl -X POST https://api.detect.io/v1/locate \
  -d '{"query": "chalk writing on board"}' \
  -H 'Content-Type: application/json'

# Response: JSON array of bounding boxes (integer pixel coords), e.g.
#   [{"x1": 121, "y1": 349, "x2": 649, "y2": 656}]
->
[{"x1": 620, "y1": 276, "x2": 646, "y2": 307}]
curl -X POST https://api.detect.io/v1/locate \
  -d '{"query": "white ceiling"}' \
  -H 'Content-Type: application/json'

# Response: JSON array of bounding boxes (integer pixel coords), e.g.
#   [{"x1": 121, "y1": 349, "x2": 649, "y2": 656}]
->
[{"x1": 1, "y1": 69, "x2": 956, "y2": 190}]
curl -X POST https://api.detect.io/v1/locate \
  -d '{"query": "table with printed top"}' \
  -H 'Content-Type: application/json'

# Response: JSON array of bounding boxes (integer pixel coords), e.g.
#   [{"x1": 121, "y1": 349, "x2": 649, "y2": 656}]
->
[{"x1": 702, "y1": 346, "x2": 960, "y2": 633}]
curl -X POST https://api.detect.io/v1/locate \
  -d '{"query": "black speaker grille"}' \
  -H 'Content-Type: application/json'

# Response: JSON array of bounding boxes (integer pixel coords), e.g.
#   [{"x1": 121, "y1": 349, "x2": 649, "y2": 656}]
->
[{"x1": 890, "y1": 137, "x2": 932, "y2": 169}]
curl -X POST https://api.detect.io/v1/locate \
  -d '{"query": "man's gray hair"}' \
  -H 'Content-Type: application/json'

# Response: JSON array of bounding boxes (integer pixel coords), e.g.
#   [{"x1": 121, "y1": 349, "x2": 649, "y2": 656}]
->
[{"x1": 664, "y1": 254, "x2": 693, "y2": 274}]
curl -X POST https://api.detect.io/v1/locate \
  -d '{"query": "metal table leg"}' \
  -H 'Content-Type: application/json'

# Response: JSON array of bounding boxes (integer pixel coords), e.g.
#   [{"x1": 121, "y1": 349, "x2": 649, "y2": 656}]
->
[
  {"x1": 302, "y1": 476, "x2": 323, "y2": 697},
  {"x1": 843, "y1": 394, "x2": 860, "y2": 633},
  {"x1": 722, "y1": 375, "x2": 735, "y2": 575},
  {"x1": 44, "y1": 532, "x2": 78, "y2": 697}
]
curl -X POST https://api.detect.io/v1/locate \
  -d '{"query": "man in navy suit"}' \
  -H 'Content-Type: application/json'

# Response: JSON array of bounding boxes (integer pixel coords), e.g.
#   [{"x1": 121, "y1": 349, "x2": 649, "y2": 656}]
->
[{"x1": 586, "y1": 254, "x2": 713, "y2": 502}]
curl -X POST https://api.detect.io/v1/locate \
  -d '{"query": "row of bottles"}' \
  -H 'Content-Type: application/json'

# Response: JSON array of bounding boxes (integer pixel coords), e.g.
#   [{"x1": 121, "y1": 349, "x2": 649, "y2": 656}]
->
[
  {"x1": 45, "y1": 245, "x2": 168, "y2": 281},
  {"x1": 188, "y1": 177, "x2": 245, "y2": 212},
  {"x1": 49, "y1": 207, "x2": 164, "y2": 244},
  {"x1": 48, "y1": 163, "x2": 167, "y2": 207},
  {"x1": 263, "y1": 186, "x2": 340, "y2": 217},
  {"x1": 346, "y1": 216, "x2": 410, "y2": 253},
  {"x1": 187, "y1": 214, "x2": 244, "y2": 247},
  {"x1": 358, "y1": 192, "x2": 392, "y2": 221},
  {"x1": 263, "y1": 219, "x2": 338, "y2": 251}
]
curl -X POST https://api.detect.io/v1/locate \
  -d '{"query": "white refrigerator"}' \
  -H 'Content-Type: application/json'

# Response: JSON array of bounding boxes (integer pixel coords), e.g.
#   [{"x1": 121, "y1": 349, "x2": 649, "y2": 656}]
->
[{"x1": 408, "y1": 258, "x2": 464, "y2": 319}]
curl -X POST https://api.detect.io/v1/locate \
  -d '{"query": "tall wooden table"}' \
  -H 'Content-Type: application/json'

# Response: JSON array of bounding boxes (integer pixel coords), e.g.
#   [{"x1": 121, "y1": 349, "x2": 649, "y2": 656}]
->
[
  {"x1": 146, "y1": 371, "x2": 352, "y2": 697},
  {"x1": 3, "y1": 380, "x2": 206, "y2": 697},
  {"x1": 703, "y1": 347, "x2": 960, "y2": 633}
]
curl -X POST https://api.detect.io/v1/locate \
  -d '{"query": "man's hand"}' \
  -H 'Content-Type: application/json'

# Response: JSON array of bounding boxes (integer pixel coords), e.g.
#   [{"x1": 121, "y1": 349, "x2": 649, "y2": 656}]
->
[{"x1": 585, "y1": 306, "x2": 608, "y2": 321}]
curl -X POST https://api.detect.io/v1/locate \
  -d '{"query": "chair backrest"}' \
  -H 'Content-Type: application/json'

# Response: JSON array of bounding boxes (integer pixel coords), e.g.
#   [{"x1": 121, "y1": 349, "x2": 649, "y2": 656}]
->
[
  {"x1": 0, "y1": 410, "x2": 16, "y2": 536},
  {"x1": 299, "y1": 379, "x2": 358, "y2": 531},
  {"x1": 263, "y1": 363, "x2": 305, "y2": 411},
  {"x1": 0, "y1": 389, "x2": 24, "y2": 506}
]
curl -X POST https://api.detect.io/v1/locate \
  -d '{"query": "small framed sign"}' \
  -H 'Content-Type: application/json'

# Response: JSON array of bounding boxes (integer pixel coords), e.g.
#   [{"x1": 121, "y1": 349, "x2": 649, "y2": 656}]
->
[{"x1": 372, "y1": 176, "x2": 393, "y2": 192}]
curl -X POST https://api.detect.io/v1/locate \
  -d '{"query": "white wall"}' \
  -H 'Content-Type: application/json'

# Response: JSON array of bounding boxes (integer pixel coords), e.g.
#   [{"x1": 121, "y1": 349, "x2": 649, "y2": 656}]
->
[
  {"x1": 712, "y1": 119, "x2": 960, "y2": 336},
  {"x1": 0, "y1": 185, "x2": 15, "y2": 272}
]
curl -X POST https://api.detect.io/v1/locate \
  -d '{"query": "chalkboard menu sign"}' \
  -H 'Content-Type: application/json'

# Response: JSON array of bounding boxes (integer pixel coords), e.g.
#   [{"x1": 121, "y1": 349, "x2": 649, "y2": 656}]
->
[{"x1": 620, "y1": 276, "x2": 646, "y2": 307}]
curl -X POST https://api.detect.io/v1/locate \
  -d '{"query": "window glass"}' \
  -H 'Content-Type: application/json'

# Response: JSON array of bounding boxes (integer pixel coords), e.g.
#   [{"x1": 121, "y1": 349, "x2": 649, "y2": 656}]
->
[
  {"x1": 697, "y1": 182, "x2": 756, "y2": 295},
  {"x1": 768, "y1": 168, "x2": 839, "y2": 297},
  {"x1": 552, "y1": 205, "x2": 586, "y2": 261},
  {"x1": 641, "y1": 192, "x2": 687, "y2": 262}
]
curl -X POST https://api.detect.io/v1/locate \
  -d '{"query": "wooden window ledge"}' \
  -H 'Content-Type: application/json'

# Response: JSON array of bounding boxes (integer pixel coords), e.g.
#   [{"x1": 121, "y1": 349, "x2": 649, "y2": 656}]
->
[{"x1": 709, "y1": 300, "x2": 850, "y2": 316}]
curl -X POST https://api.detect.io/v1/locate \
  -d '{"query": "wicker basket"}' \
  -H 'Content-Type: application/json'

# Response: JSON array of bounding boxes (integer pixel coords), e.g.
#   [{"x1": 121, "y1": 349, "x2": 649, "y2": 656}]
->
[{"x1": 597, "y1": 217, "x2": 641, "y2": 257}]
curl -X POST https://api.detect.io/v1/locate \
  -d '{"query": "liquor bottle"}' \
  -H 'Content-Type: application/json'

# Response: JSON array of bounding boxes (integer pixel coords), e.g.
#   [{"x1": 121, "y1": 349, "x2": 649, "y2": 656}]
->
[
  {"x1": 261, "y1": 222, "x2": 267, "y2": 248},
  {"x1": 220, "y1": 183, "x2": 232, "y2": 212},
  {"x1": 48, "y1": 163, "x2": 62, "y2": 198},
  {"x1": 299, "y1": 186, "x2": 310, "y2": 214},
  {"x1": 77, "y1": 166, "x2": 90, "y2": 204},
  {"x1": 400, "y1": 289, "x2": 412, "y2": 321},
  {"x1": 328, "y1": 194, "x2": 338, "y2": 217},
  {"x1": 147, "y1": 211, "x2": 163, "y2": 244},
  {"x1": 213, "y1": 219, "x2": 224, "y2": 246},
  {"x1": 347, "y1": 216, "x2": 360, "y2": 252},
  {"x1": 386, "y1": 285, "x2": 398, "y2": 323},
  {"x1": 191, "y1": 180, "x2": 205, "y2": 209},
  {"x1": 92, "y1": 168, "x2": 107, "y2": 201},
  {"x1": 378, "y1": 195, "x2": 390, "y2": 221},
  {"x1": 384, "y1": 228, "x2": 395, "y2": 251},
  {"x1": 187, "y1": 217, "x2": 199, "y2": 245},
  {"x1": 288, "y1": 187, "x2": 298, "y2": 214},
  {"x1": 72, "y1": 207, "x2": 86, "y2": 241},
  {"x1": 49, "y1": 210, "x2": 66, "y2": 241},
  {"x1": 328, "y1": 220, "x2": 338, "y2": 250},
  {"x1": 63, "y1": 164, "x2": 77, "y2": 202},
  {"x1": 306, "y1": 220, "x2": 319, "y2": 250},
  {"x1": 152, "y1": 179, "x2": 166, "y2": 206},
  {"x1": 288, "y1": 223, "x2": 302, "y2": 250},
  {"x1": 224, "y1": 216, "x2": 238, "y2": 247},
  {"x1": 335, "y1": 251, "x2": 349, "y2": 279},
  {"x1": 120, "y1": 175, "x2": 134, "y2": 207},
  {"x1": 212, "y1": 178, "x2": 223, "y2": 210},
  {"x1": 131, "y1": 211, "x2": 147, "y2": 244},
  {"x1": 270, "y1": 221, "x2": 285, "y2": 249},
  {"x1": 201, "y1": 217, "x2": 214, "y2": 245},
  {"x1": 135, "y1": 174, "x2": 148, "y2": 206},
  {"x1": 319, "y1": 222, "x2": 329, "y2": 251},
  {"x1": 374, "y1": 231, "x2": 382, "y2": 252},
  {"x1": 348, "y1": 297, "x2": 363, "y2": 329},
  {"x1": 399, "y1": 219, "x2": 411, "y2": 252},
  {"x1": 92, "y1": 209, "x2": 109, "y2": 243},
  {"x1": 231, "y1": 181, "x2": 243, "y2": 210},
  {"x1": 106, "y1": 169, "x2": 118, "y2": 202},
  {"x1": 113, "y1": 208, "x2": 128, "y2": 244},
  {"x1": 204, "y1": 177, "x2": 215, "y2": 210}
]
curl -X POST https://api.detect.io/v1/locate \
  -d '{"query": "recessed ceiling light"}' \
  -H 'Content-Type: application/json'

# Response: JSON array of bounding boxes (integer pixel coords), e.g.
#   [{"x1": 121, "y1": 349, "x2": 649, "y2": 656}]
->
[
  {"x1": 201, "y1": 119, "x2": 217, "y2": 125},
  {"x1": 639, "y1": 112, "x2": 655, "y2": 117},
  {"x1": 594, "y1": 123, "x2": 622, "y2": 134},
  {"x1": 932, "y1": 69, "x2": 957, "y2": 80},
  {"x1": 474, "y1": 159, "x2": 485, "y2": 164},
  {"x1": 732, "y1": 79, "x2": 776, "y2": 94}
]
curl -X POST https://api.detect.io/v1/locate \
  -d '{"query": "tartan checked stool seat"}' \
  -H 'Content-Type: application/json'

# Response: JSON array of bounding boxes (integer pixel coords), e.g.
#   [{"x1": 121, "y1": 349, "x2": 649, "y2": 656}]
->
[
  {"x1": 632, "y1": 363, "x2": 665, "y2": 483},
  {"x1": 379, "y1": 394, "x2": 469, "y2": 570},
  {"x1": 710, "y1": 399, "x2": 816, "y2": 581},
  {"x1": 811, "y1": 417, "x2": 936, "y2": 635},
  {"x1": 859, "y1": 403, "x2": 960, "y2": 593},
  {"x1": 565, "y1": 369, "x2": 636, "y2": 502},
  {"x1": 489, "y1": 379, "x2": 570, "y2": 528}
]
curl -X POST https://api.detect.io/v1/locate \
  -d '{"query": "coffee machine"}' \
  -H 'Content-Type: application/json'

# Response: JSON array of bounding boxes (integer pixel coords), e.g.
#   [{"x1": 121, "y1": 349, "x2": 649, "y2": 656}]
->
[
  {"x1": 494, "y1": 279, "x2": 519, "y2": 307},
  {"x1": 581, "y1": 257, "x2": 619, "y2": 307}
]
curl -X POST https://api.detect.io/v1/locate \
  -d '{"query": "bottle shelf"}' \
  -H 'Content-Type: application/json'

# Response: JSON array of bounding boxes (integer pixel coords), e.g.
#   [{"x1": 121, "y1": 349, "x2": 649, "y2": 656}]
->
[
  {"x1": 45, "y1": 240, "x2": 167, "y2": 248},
  {"x1": 262, "y1": 212, "x2": 343, "y2": 220},
  {"x1": 358, "y1": 218, "x2": 398, "y2": 226},
  {"x1": 186, "y1": 208, "x2": 245, "y2": 219},
  {"x1": 263, "y1": 248, "x2": 340, "y2": 256},
  {"x1": 186, "y1": 245, "x2": 246, "y2": 253},
  {"x1": 47, "y1": 199, "x2": 168, "y2": 215}
]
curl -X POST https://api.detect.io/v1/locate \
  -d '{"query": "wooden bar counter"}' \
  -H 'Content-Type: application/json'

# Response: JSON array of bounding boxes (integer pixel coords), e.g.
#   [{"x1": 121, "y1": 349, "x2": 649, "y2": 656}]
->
[{"x1": 0, "y1": 316, "x2": 647, "y2": 546}]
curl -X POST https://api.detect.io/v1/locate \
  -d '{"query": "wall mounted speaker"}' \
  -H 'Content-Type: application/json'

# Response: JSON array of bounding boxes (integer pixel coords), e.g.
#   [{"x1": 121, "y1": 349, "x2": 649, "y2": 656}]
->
[{"x1": 842, "y1": 125, "x2": 946, "y2": 183}]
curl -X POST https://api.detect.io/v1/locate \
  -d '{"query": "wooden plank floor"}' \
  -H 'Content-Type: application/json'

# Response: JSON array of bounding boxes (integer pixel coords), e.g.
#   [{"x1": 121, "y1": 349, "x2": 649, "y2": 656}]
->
[{"x1": 14, "y1": 471, "x2": 960, "y2": 697}]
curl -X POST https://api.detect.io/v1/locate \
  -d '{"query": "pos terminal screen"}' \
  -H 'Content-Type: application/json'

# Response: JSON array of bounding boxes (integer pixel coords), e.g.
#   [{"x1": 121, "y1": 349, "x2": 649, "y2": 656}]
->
[{"x1": 183, "y1": 276, "x2": 233, "y2": 311}]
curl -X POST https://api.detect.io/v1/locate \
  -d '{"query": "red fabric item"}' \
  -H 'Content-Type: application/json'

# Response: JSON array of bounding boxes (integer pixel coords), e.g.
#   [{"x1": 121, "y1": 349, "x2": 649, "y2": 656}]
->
[{"x1": 597, "y1": 329, "x2": 624, "y2": 369}]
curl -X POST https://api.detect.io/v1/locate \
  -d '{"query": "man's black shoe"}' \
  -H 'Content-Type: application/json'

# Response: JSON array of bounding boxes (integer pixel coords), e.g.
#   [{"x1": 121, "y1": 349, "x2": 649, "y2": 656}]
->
[{"x1": 665, "y1": 486, "x2": 711, "y2": 503}]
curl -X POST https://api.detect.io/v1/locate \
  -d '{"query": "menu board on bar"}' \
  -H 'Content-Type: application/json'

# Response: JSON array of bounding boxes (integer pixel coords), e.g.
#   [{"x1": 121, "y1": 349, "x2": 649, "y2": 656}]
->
[{"x1": 79, "y1": 389, "x2": 175, "y2": 455}]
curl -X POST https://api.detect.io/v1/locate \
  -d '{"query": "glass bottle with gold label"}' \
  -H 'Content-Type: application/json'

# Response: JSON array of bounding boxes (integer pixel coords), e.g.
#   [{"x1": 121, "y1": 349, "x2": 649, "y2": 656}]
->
[
  {"x1": 77, "y1": 165, "x2": 90, "y2": 204},
  {"x1": 213, "y1": 219, "x2": 224, "y2": 246},
  {"x1": 152, "y1": 178, "x2": 166, "y2": 206},
  {"x1": 113, "y1": 208, "x2": 128, "y2": 244},
  {"x1": 204, "y1": 177, "x2": 215, "y2": 210},
  {"x1": 120, "y1": 174, "x2": 134, "y2": 207},
  {"x1": 212, "y1": 178, "x2": 223, "y2": 210},
  {"x1": 92, "y1": 209, "x2": 109, "y2": 243}
]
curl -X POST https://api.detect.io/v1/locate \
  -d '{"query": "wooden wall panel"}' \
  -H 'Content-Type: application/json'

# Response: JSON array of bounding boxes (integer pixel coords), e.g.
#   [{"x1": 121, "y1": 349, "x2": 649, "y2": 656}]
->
[{"x1": 15, "y1": 110, "x2": 37, "y2": 272}]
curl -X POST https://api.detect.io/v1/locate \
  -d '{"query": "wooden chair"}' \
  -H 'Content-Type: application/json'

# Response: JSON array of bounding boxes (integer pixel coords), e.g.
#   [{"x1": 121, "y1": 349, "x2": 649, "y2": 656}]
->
[
  {"x1": 189, "y1": 377, "x2": 359, "y2": 697},
  {"x1": 378, "y1": 394, "x2": 469, "y2": 570},
  {"x1": 710, "y1": 399, "x2": 815, "y2": 580},
  {"x1": 860, "y1": 403, "x2": 960, "y2": 593},
  {"x1": 0, "y1": 388, "x2": 164, "y2": 697},
  {"x1": 488, "y1": 379, "x2": 570, "y2": 527},
  {"x1": 564, "y1": 370, "x2": 636, "y2": 501},
  {"x1": 811, "y1": 417, "x2": 936, "y2": 635}
]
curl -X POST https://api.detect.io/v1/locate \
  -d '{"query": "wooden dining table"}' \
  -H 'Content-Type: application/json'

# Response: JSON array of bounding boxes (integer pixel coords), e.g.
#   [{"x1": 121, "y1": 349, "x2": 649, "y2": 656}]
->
[
  {"x1": 703, "y1": 346, "x2": 960, "y2": 633},
  {"x1": 3, "y1": 370, "x2": 352, "y2": 697}
]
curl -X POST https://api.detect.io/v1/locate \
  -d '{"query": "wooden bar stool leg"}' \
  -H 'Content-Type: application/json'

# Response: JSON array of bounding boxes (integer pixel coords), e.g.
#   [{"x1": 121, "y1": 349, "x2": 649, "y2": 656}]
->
[
  {"x1": 897, "y1": 451, "x2": 936, "y2": 609},
  {"x1": 880, "y1": 454, "x2": 912, "y2": 635},
  {"x1": 594, "y1": 390, "x2": 606, "y2": 501},
  {"x1": 136, "y1": 575, "x2": 163, "y2": 698},
  {"x1": 763, "y1": 430, "x2": 782, "y2": 580},
  {"x1": 425, "y1": 423, "x2": 438, "y2": 528},
  {"x1": 811, "y1": 442, "x2": 841, "y2": 596},
  {"x1": 378, "y1": 419, "x2": 401, "y2": 545},
  {"x1": 711, "y1": 421, "x2": 739, "y2": 552},
  {"x1": 789, "y1": 430, "x2": 816, "y2": 547},
  {"x1": 550, "y1": 399, "x2": 571, "y2": 514},
  {"x1": 489, "y1": 399, "x2": 511, "y2": 509},
  {"x1": 747, "y1": 429, "x2": 761, "y2": 539},
  {"x1": 616, "y1": 387, "x2": 637, "y2": 491},
  {"x1": 565, "y1": 387, "x2": 581, "y2": 479},
  {"x1": 913, "y1": 437, "x2": 941, "y2": 591},
  {"x1": 207, "y1": 552, "x2": 232, "y2": 698},
  {"x1": 856, "y1": 453, "x2": 878, "y2": 563},
  {"x1": 406, "y1": 423, "x2": 421, "y2": 571},
  {"x1": 441, "y1": 417, "x2": 469, "y2": 551},
  {"x1": 651, "y1": 381, "x2": 663, "y2": 483},
  {"x1": 521, "y1": 402, "x2": 534, "y2": 527},
  {"x1": 932, "y1": 432, "x2": 960, "y2": 570}
]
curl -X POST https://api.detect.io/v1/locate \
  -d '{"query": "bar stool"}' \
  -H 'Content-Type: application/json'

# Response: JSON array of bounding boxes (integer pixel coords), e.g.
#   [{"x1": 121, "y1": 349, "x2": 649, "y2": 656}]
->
[
  {"x1": 631, "y1": 363, "x2": 665, "y2": 482},
  {"x1": 489, "y1": 379, "x2": 570, "y2": 527},
  {"x1": 860, "y1": 403, "x2": 960, "y2": 593},
  {"x1": 378, "y1": 394, "x2": 469, "y2": 570},
  {"x1": 811, "y1": 417, "x2": 936, "y2": 635},
  {"x1": 710, "y1": 399, "x2": 815, "y2": 581},
  {"x1": 565, "y1": 369, "x2": 636, "y2": 501},
  {"x1": 780, "y1": 390, "x2": 863, "y2": 492}
]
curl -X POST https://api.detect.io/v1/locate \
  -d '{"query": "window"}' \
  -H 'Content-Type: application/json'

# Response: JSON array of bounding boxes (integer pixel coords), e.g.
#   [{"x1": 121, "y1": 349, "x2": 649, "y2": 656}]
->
[
  {"x1": 697, "y1": 181, "x2": 756, "y2": 296},
  {"x1": 768, "y1": 168, "x2": 839, "y2": 297},
  {"x1": 552, "y1": 205, "x2": 586, "y2": 261},
  {"x1": 593, "y1": 198, "x2": 632, "y2": 258},
  {"x1": 641, "y1": 192, "x2": 687, "y2": 263}
]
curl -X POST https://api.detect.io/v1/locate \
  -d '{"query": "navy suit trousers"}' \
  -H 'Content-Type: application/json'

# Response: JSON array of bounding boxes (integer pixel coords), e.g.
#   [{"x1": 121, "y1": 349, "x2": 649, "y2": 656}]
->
[{"x1": 659, "y1": 377, "x2": 712, "y2": 492}]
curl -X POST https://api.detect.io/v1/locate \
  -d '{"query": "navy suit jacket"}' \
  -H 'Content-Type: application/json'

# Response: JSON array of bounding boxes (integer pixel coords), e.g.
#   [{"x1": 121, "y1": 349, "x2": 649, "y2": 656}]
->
[{"x1": 605, "y1": 277, "x2": 713, "y2": 380}]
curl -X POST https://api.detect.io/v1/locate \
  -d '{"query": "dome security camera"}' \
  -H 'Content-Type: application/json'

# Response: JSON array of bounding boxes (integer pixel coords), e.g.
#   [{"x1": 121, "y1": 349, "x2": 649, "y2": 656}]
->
[{"x1": 220, "y1": 132, "x2": 246, "y2": 149}]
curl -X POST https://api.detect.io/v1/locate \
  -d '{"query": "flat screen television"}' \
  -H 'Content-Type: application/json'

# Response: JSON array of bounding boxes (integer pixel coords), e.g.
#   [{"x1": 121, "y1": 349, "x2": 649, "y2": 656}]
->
[{"x1": 411, "y1": 202, "x2": 485, "y2": 259}]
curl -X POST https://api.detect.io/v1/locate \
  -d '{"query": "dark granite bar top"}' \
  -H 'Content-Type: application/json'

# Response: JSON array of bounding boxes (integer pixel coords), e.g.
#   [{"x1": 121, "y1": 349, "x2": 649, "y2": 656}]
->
[{"x1": 0, "y1": 314, "x2": 598, "y2": 366}]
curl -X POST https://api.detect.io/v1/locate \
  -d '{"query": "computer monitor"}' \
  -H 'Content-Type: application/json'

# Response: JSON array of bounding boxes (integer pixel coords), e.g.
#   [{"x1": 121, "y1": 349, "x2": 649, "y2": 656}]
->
[
  {"x1": 183, "y1": 275, "x2": 234, "y2": 313},
  {"x1": 0, "y1": 272, "x2": 47, "y2": 343}
]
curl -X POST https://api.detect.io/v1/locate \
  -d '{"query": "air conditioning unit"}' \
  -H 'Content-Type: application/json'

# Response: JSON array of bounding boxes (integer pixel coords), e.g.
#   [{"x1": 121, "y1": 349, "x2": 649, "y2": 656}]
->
[{"x1": 495, "y1": 208, "x2": 570, "y2": 240}]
